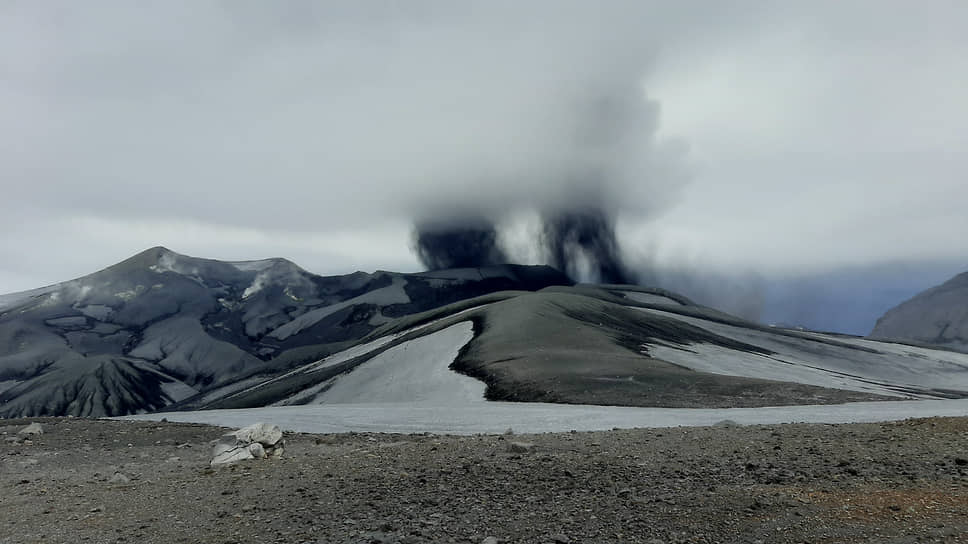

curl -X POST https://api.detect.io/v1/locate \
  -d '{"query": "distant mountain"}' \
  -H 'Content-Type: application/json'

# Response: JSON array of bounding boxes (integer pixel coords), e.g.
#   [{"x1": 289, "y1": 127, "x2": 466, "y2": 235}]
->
[
  {"x1": 0, "y1": 247, "x2": 571, "y2": 417},
  {"x1": 870, "y1": 270, "x2": 968, "y2": 353}
]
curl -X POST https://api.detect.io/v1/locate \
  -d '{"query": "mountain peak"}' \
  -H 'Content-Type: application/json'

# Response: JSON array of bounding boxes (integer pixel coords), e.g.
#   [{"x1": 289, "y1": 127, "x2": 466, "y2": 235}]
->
[{"x1": 134, "y1": 246, "x2": 177, "y2": 259}]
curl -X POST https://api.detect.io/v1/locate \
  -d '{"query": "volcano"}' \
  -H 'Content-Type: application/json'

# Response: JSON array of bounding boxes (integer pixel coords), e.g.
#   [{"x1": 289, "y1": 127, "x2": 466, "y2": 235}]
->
[{"x1": 3, "y1": 248, "x2": 968, "y2": 419}]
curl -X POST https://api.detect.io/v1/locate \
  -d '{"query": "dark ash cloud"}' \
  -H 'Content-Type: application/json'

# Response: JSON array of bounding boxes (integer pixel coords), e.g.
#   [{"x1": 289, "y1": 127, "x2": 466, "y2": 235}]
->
[
  {"x1": 542, "y1": 209, "x2": 631, "y2": 285},
  {"x1": 413, "y1": 220, "x2": 507, "y2": 270}
]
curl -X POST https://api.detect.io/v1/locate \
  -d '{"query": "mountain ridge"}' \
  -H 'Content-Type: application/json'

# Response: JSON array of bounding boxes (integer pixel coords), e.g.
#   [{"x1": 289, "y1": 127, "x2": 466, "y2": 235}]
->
[
  {"x1": 0, "y1": 247, "x2": 572, "y2": 417},
  {"x1": 4, "y1": 248, "x2": 968, "y2": 419}
]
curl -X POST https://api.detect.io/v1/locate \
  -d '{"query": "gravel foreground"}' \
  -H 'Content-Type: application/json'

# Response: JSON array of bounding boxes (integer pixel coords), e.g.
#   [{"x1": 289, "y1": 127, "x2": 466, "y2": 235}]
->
[{"x1": 2, "y1": 416, "x2": 967, "y2": 544}]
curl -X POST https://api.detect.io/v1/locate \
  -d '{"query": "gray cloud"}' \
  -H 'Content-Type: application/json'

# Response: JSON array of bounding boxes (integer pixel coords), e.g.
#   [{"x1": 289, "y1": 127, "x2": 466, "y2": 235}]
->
[{"x1": 1, "y1": 1, "x2": 967, "y2": 324}]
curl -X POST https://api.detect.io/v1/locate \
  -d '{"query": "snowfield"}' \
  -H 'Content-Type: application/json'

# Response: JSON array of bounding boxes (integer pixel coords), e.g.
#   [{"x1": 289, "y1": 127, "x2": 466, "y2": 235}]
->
[
  {"x1": 124, "y1": 398, "x2": 968, "y2": 435},
  {"x1": 309, "y1": 321, "x2": 481, "y2": 404},
  {"x1": 638, "y1": 307, "x2": 968, "y2": 399}
]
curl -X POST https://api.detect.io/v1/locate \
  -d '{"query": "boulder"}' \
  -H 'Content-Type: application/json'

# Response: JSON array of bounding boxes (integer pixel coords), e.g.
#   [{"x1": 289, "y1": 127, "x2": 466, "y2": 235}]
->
[
  {"x1": 210, "y1": 423, "x2": 285, "y2": 466},
  {"x1": 233, "y1": 422, "x2": 283, "y2": 446},
  {"x1": 248, "y1": 442, "x2": 266, "y2": 459},
  {"x1": 18, "y1": 423, "x2": 43, "y2": 436}
]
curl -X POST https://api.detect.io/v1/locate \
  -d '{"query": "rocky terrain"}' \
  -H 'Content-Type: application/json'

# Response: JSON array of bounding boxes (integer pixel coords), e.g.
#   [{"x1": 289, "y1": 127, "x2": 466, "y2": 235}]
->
[
  {"x1": 2, "y1": 417, "x2": 967, "y2": 544},
  {"x1": 871, "y1": 270, "x2": 968, "y2": 354}
]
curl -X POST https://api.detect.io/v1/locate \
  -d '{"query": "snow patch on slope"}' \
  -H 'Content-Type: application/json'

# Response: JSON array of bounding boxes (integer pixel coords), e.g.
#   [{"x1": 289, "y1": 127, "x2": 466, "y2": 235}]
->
[
  {"x1": 268, "y1": 277, "x2": 411, "y2": 340},
  {"x1": 623, "y1": 291, "x2": 684, "y2": 306},
  {"x1": 638, "y1": 307, "x2": 968, "y2": 399},
  {"x1": 229, "y1": 259, "x2": 279, "y2": 272},
  {"x1": 312, "y1": 321, "x2": 481, "y2": 404},
  {"x1": 242, "y1": 272, "x2": 271, "y2": 299},
  {"x1": 0, "y1": 379, "x2": 20, "y2": 395}
]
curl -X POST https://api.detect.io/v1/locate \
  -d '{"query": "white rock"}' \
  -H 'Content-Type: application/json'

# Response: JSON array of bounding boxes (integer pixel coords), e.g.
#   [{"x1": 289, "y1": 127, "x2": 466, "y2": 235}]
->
[
  {"x1": 233, "y1": 423, "x2": 282, "y2": 446},
  {"x1": 268, "y1": 443, "x2": 285, "y2": 459},
  {"x1": 248, "y1": 442, "x2": 266, "y2": 459},
  {"x1": 108, "y1": 472, "x2": 130, "y2": 484},
  {"x1": 18, "y1": 423, "x2": 43, "y2": 436},
  {"x1": 211, "y1": 447, "x2": 255, "y2": 466},
  {"x1": 210, "y1": 422, "x2": 283, "y2": 466}
]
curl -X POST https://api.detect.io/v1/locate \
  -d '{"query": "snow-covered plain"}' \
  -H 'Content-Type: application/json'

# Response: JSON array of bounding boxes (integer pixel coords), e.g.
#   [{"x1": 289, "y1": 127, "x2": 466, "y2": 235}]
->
[{"x1": 124, "y1": 398, "x2": 968, "y2": 435}]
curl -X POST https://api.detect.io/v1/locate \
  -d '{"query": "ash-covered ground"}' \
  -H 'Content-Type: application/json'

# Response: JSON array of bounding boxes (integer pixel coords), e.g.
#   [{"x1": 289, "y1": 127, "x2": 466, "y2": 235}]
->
[{"x1": 2, "y1": 417, "x2": 966, "y2": 544}]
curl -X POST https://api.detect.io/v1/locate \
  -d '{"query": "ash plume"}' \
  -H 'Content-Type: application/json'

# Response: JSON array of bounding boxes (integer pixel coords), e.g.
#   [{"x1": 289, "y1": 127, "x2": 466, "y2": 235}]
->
[
  {"x1": 543, "y1": 208, "x2": 632, "y2": 284},
  {"x1": 413, "y1": 220, "x2": 508, "y2": 269},
  {"x1": 408, "y1": 69, "x2": 682, "y2": 283},
  {"x1": 400, "y1": 11, "x2": 689, "y2": 283}
]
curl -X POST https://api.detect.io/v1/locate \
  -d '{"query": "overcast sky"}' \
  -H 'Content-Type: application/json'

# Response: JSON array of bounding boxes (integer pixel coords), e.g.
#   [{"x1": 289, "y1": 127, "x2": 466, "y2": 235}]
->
[{"x1": 2, "y1": 0, "x2": 966, "y2": 296}]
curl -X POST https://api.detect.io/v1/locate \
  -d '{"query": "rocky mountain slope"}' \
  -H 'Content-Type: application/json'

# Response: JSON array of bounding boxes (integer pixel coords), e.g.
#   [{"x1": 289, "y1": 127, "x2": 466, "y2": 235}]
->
[
  {"x1": 0, "y1": 247, "x2": 570, "y2": 417},
  {"x1": 192, "y1": 283, "x2": 968, "y2": 415},
  {"x1": 4, "y1": 248, "x2": 968, "y2": 419},
  {"x1": 870, "y1": 270, "x2": 968, "y2": 353}
]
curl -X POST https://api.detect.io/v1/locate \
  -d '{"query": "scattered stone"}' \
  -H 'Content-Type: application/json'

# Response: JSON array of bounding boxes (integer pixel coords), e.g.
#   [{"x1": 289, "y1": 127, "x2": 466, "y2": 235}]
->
[
  {"x1": 2, "y1": 416, "x2": 967, "y2": 543},
  {"x1": 269, "y1": 444, "x2": 285, "y2": 459},
  {"x1": 108, "y1": 472, "x2": 130, "y2": 484},
  {"x1": 19, "y1": 423, "x2": 44, "y2": 436},
  {"x1": 210, "y1": 423, "x2": 285, "y2": 466},
  {"x1": 714, "y1": 419, "x2": 740, "y2": 427},
  {"x1": 507, "y1": 441, "x2": 535, "y2": 453}
]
